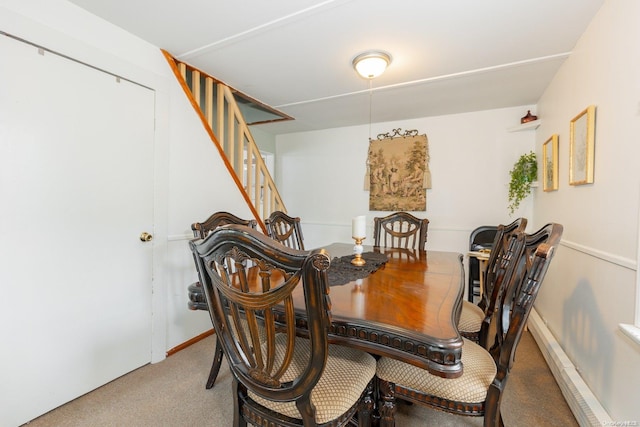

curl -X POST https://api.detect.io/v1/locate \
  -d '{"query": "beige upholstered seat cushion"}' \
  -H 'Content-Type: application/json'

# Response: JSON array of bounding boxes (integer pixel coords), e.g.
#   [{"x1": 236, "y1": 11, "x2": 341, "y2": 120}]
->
[
  {"x1": 249, "y1": 335, "x2": 376, "y2": 424},
  {"x1": 457, "y1": 300, "x2": 484, "y2": 333},
  {"x1": 376, "y1": 338, "x2": 496, "y2": 404}
]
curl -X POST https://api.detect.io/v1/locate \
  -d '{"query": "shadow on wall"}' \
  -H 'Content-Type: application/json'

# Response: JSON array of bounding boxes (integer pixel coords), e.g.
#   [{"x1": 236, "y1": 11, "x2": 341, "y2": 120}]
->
[{"x1": 563, "y1": 279, "x2": 612, "y2": 401}]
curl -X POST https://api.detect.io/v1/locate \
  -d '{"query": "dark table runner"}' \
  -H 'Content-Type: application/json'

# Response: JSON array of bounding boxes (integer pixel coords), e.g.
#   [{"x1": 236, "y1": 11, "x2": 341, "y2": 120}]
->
[{"x1": 327, "y1": 251, "x2": 389, "y2": 286}]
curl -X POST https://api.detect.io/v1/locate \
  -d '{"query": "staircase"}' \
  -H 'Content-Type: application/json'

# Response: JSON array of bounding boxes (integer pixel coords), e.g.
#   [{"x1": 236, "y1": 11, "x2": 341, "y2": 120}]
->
[{"x1": 162, "y1": 50, "x2": 286, "y2": 231}]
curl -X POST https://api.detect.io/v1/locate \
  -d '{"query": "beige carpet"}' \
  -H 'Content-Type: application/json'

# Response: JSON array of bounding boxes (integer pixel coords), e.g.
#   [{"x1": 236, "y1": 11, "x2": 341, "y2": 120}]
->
[{"x1": 23, "y1": 332, "x2": 577, "y2": 426}]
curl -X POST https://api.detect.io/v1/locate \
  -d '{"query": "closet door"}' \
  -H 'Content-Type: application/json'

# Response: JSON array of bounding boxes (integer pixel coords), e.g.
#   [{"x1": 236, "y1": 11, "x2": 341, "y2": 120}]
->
[{"x1": 0, "y1": 35, "x2": 155, "y2": 425}]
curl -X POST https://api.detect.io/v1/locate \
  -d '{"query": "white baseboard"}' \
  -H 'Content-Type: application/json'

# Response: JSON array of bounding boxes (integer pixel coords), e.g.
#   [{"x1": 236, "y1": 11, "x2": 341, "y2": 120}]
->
[{"x1": 528, "y1": 309, "x2": 612, "y2": 426}]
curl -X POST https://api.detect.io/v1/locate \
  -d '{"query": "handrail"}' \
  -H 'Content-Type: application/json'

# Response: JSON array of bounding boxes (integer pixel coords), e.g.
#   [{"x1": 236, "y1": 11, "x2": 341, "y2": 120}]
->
[{"x1": 162, "y1": 50, "x2": 286, "y2": 231}]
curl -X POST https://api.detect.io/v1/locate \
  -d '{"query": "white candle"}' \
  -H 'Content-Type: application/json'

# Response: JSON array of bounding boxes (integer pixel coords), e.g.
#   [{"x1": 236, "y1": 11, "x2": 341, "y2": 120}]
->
[{"x1": 352, "y1": 215, "x2": 366, "y2": 238}]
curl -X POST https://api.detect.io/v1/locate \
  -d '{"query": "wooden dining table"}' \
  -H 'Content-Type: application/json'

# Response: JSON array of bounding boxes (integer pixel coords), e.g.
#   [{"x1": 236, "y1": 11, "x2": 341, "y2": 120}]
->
[
  {"x1": 189, "y1": 242, "x2": 465, "y2": 379},
  {"x1": 307, "y1": 243, "x2": 465, "y2": 379}
]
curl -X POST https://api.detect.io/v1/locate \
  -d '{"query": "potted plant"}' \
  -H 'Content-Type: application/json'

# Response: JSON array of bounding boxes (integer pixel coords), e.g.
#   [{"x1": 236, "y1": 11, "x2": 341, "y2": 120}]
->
[{"x1": 508, "y1": 151, "x2": 537, "y2": 214}]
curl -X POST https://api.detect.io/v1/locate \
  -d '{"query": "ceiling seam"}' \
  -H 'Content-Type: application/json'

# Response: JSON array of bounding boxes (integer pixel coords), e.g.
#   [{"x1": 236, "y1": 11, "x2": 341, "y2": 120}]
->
[
  {"x1": 176, "y1": 0, "x2": 350, "y2": 59},
  {"x1": 274, "y1": 52, "x2": 571, "y2": 108}
]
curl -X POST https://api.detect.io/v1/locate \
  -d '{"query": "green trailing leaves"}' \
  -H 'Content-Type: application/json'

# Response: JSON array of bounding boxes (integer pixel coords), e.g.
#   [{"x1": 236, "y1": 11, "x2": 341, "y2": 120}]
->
[{"x1": 508, "y1": 151, "x2": 537, "y2": 214}]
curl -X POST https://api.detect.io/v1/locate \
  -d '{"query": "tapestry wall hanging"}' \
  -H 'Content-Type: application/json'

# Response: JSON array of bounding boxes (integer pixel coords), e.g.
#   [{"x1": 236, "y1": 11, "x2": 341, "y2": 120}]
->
[{"x1": 366, "y1": 129, "x2": 431, "y2": 211}]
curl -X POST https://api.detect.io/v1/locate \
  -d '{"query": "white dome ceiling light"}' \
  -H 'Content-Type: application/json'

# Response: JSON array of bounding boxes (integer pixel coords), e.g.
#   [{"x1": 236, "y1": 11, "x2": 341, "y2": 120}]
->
[{"x1": 352, "y1": 51, "x2": 392, "y2": 79}]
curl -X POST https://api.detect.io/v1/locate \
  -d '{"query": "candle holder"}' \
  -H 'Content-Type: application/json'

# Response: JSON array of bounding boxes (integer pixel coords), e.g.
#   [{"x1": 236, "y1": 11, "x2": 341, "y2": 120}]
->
[{"x1": 351, "y1": 237, "x2": 366, "y2": 266}]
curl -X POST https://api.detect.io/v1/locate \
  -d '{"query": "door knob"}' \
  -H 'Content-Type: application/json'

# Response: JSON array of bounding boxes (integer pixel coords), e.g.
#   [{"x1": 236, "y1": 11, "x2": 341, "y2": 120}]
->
[{"x1": 140, "y1": 232, "x2": 153, "y2": 242}]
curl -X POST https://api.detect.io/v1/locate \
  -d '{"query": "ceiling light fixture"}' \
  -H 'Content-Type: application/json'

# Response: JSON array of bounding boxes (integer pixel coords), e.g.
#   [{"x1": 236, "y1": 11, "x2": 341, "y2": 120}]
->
[{"x1": 352, "y1": 51, "x2": 392, "y2": 79}]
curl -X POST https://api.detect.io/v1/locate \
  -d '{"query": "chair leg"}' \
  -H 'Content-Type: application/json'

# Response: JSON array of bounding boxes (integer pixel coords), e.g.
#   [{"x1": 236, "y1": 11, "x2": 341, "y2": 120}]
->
[
  {"x1": 479, "y1": 318, "x2": 490, "y2": 349},
  {"x1": 232, "y1": 380, "x2": 247, "y2": 427},
  {"x1": 205, "y1": 337, "x2": 224, "y2": 389},
  {"x1": 378, "y1": 380, "x2": 397, "y2": 427},
  {"x1": 358, "y1": 381, "x2": 374, "y2": 427},
  {"x1": 484, "y1": 383, "x2": 504, "y2": 427},
  {"x1": 483, "y1": 410, "x2": 505, "y2": 427}
]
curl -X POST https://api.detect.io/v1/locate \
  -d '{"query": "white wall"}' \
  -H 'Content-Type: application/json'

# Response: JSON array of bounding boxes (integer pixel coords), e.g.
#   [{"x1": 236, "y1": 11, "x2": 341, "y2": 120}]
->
[
  {"x1": 1, "y1": 1, "x2": 251, "y2": 424},
  {"x1": 275, "y1": 106, "x2": 536, "y2": 258},
  {"x1": 533, "y1": 0, "x2": 640, "y2": 421},
  {"x1": 165, "y1": 67, "x2": 255, "y2": 352}
]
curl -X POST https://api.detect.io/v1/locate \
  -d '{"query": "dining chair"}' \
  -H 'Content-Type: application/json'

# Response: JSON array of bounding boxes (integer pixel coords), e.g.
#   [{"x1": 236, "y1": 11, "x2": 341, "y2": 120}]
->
[
  {"x1": 467, "y1": 225, "x2": 499, "y2": 302},
  {"x1": 190, "y1": 224, "x2": 376, "y2": 427},
  {"x1": 372, "y1": 211, "x2": 429, "y2": 250},
  {"x1": 487, "y1": 223, "x2": 562, "y2": 357},
  {"x1": 458, "y1": 218, "x2": 527, "y2": 346},
  {"x1": 264, "y1": 210, "x2": 305, "y2": 250},
  {"x1": 188, "y1": 211, "x2": 257, "y2": 389},
  {"x1": 376, "y1": 222, "x2": 563, "y2": 427}
]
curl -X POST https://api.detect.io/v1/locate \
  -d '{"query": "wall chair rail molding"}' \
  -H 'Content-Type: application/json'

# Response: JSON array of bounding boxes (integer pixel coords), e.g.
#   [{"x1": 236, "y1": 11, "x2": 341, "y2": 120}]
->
[{"x1": 559, "y1": 239, "x2": 636, "y2": 271}]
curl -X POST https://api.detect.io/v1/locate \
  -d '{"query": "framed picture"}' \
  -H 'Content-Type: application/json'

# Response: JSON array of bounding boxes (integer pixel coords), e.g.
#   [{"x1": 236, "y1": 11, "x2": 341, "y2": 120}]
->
[
  {"x1": 542, "y1": 134, "x2": 559, "y2": 191},
  {"x1": 569, "y1": 105, "x2": 596, "y2": 185}
]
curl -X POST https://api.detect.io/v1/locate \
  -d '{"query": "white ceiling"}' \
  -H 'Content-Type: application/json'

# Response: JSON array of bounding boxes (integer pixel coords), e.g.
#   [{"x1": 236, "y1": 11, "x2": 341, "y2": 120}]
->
[{"x1": 68, "y1": 0, "x2": 604, "y2": 135}]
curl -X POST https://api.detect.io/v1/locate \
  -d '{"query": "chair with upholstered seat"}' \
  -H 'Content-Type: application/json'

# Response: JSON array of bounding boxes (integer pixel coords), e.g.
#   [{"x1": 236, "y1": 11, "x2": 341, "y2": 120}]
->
[
  {"x1": 188, "y1": 211, "x2": 257, "y2": 389},
  {"x1": 376, "y1": 223, "x2": 562, "y2": 427},
  {"x1": 373, "y1": 212, "x2": 429, "y2": 250},
  {"x1": 264, "y1": 210, "x2": 305, "y2": 250},
  {"x1": 458, "y1": 218, "x2": 527, "y2": 347},
  {"x1": 190, "y1": 224, "x2": 376, "y2": 427}
]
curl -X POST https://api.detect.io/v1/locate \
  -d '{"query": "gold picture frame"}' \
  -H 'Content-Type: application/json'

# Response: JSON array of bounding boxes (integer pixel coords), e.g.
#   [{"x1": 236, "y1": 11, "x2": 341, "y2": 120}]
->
[
  {"x1": 542, "y1": 134, "x2": 559, "y2": 191},
  {"x1": 569, "y1": 105, "x2": 596, "y2": 185}
]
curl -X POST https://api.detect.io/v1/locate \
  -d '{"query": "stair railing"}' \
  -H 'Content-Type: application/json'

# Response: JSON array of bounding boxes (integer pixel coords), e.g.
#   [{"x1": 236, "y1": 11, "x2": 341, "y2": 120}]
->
[{"x1": 162, "y1": 50, "x2": 286, "y2": 230}]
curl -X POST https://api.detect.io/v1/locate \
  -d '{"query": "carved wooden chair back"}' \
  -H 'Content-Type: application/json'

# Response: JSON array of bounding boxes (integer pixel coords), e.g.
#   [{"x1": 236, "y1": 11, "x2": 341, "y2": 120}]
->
[
  {"x1": 189, "y1": 211, "x2": 258, "y2": 389},
  {"x1": 264, "y1": 210, "x2": 305, "y2": 250},
  {"x1": 373, "y1": 212, "x2": 429, "y2": 250},
  {"x1": 480, "y1": 218, "x2": 527, "y2": 311},
  {"x1": 489, "y1": 223, "x2": 563, "y2": 358},
  {"x1": 191, "y1": 211, "x2": 257, "y2": 239},
  {"x1": 190, "y1": 225, "x2": 375, "y2": 426},
  {"x1": 476, "y1": 218, "x2": 527, "y2": 347}
]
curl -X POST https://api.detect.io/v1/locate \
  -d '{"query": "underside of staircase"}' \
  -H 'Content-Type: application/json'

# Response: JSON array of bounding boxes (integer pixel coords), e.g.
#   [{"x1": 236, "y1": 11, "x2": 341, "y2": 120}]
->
[{"x1": 162, "y1": 50, "x2": 288, "y2": 231}]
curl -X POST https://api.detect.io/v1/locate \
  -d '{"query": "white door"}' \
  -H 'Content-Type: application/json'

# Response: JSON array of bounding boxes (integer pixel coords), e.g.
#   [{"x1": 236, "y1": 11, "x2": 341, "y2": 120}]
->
[{"x1": 0, "y1": 35, "x2": 155, "y2": 426}]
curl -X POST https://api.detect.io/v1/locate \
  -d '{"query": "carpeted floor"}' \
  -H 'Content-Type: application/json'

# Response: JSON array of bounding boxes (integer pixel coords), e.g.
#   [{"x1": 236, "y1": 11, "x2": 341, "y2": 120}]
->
[{"x1": 23, "y1": 332, "x2": 577, "y2": 426}]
